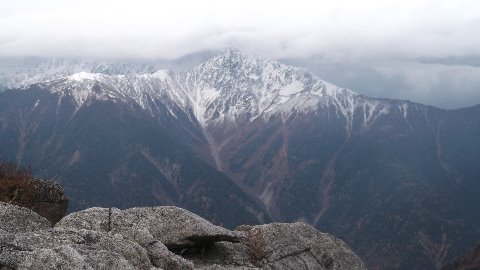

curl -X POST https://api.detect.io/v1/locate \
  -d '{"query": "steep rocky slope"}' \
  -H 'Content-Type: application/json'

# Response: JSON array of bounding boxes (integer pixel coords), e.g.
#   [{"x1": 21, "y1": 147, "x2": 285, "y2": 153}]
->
[{"x1": 0, "y1": 83, "x2": 270, "y2": 228}]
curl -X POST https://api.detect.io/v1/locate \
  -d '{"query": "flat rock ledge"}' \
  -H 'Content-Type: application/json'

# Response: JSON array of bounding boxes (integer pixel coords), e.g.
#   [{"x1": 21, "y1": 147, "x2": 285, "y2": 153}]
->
[{"x1": 0, "y1": 203, "x2": 367, "y2": 270}]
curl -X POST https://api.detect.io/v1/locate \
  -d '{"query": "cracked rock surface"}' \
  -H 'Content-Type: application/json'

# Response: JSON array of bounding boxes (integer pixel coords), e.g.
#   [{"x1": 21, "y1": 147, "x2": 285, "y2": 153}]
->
[
  {"x1": 0, "y1": 203, "x2": 366, "y2": 269},
  {"x1": 56, "y1": 206, "x2": 242, "y2": 249},
  {"x1": 188, "y1": 223, "x2": 367, "y2": 270}
]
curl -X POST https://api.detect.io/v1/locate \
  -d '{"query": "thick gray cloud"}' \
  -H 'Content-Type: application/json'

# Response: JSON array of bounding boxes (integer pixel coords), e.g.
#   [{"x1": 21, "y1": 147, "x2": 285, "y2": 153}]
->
[
  {"x1": 284, "y1": 57, "x2": 480, "y2": 109},
  {"x1": 0, "y1": 0, "x2": 479, "y2": 108},
  {"x1": 1, "y1": 0, "x2": 479, "y2": 59}
]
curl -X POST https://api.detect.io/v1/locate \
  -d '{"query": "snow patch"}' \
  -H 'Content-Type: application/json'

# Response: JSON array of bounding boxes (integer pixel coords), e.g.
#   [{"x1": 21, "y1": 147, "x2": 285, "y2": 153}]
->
[
  {"x1": 201, "y1": 88, "x2": 220, "y2": 101},
  {"x1": 68, "y1": 72, "x2": 101, "y2": 82},
  {"x1": 249, "y1": 74, "x2": 259, "y2": 80},
  {"x1": 279, "y1": 81, "x2": 304, "y2": 96},
  {"x1": 323, "y1": 81, "x2": 340, "y2": 96},
  {"x1": 401, "y1": 103, "x2": 409, "y2": 119},
  {"x1": 259, "y1": 182, "x2": 275, "y2": 207},
  {"x1": 152, "y1": 69, "x2": 171, "y2": 81}
]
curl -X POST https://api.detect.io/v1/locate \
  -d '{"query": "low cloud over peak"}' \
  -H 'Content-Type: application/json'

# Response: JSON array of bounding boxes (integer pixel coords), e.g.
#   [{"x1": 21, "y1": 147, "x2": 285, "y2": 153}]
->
[
  {"x1": 1, "y1": 0, "x2": 480, "y2": 109},
  {"x1": 1, "y1": 0, "x2": 479, "y2": 60}
]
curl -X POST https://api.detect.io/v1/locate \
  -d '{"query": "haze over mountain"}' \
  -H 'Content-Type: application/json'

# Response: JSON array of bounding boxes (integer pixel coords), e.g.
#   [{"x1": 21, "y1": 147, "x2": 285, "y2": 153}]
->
[
  {"x1": 0, "y1": 50, "x2": 479, "y2": 270},
  {"x1": 2, "y1": 1, "x2": 480, "y2": 109}
]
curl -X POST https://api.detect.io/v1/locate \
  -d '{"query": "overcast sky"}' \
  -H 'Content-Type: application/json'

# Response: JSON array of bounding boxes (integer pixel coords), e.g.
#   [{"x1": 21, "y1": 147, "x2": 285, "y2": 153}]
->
[{"x1": 1, "y1": 0, "x2": 480, "y2": 108}]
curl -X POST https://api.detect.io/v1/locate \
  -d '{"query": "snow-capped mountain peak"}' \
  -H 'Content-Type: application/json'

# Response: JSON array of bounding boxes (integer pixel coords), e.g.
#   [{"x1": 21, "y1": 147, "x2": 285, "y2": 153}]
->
[
  {"x1": 184, "y1": 49, "x2": 359, "y2": 125},
  {"x1": 6, "y1": 50, "x2": 408, "y2": 131}
]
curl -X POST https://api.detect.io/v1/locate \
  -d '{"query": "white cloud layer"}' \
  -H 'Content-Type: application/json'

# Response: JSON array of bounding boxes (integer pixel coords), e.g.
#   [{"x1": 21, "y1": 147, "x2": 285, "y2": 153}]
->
[
  {"x1": 1, "y1": 0, "x2": 480, "y2": 108},
  {"x1": 1, "y1": 0, "x2": 479, "y2": 59}
]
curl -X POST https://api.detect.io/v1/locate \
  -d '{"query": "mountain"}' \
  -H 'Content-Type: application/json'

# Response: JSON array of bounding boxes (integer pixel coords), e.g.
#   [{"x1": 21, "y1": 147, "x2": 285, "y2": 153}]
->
[
  {"x1": 442, "y1": 242, "x2": 480, "y2": 270},
  {"x1": 0, "y1": 65, "x2": 271, "y2": 229},
  {"x1": 0, "y1": 57, "x2": 160, "y2": 91},
  {"x1": 0, "y1": 50, "x2": 479, "y2": 270},
  {"x1": 0, "y1": 50, "x2": 217, "y2": 91}
]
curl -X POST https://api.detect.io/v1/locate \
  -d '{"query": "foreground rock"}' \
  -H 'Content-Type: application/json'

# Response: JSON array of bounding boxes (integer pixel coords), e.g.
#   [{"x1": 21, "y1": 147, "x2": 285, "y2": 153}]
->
[
  {"x1": 56, "y1": 206, "x2": 242, "y2": 248},
  {"x1": 0, "y1": 202, "x2": 50, "y2": 233},
  {"x1": 0, "y1": 178, "x2": 68, "y2": 225},
  {"x1": 0, "y1": 203, "x2": 366, "y2": 270},
  {"x1": 188, "y1": 223, "x2": 366, "y2": 269}
]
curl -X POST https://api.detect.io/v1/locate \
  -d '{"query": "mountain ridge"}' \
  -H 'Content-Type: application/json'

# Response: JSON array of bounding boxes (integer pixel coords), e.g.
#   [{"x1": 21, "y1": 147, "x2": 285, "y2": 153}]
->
[
  {"x1": 27, "y1": 50, "x2": 424, "y2": 169},
  {"x1": 0, "y1": 50, "x2": 479, "y2": 270}
]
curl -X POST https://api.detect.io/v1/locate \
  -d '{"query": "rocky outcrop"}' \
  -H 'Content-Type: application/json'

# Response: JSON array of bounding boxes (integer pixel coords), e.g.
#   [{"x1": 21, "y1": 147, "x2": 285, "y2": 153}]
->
[
  {"x1": 56, "y1": 207, "x2": 242, "y2": 249},
  {"x1": 0, "y1": 202, "x2": 50, "y2": 233},
  {"x1": 0, "y1": 178, "x2": 68, "y2": 225},
  {"x1": 187, "y1": 223, "x2": 366, "y2": 270},
  {"x1": 0, "y1": 203, "x2": 366, "y2": 270}
]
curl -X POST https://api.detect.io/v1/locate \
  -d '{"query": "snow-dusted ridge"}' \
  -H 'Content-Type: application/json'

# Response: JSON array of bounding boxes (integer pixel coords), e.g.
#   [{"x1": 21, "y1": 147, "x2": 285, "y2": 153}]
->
[
  {"x1": 29, "y1": 50, "x2": 408, "y2": 129},
  {"x1": 0, "y1": 58, "x2": 157, "y2": 90}
]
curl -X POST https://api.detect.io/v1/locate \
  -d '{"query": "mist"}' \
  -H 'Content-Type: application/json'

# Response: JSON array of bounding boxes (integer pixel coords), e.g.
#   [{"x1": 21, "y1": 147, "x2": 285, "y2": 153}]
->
[{"x1": 1, "y1": 0, "x2": 480, "y2": 108}]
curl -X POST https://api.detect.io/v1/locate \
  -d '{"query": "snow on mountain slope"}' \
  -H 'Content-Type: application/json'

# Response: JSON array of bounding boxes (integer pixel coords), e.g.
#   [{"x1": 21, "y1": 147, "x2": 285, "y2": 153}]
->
[
  {"x1": 182, "y1": 50, "x2": 403, "y2": 131},
  {"x1": 15, "y1": 50, "x2": 409, "y2": 131},
  {"x1": 0, "y1": 58, "x2": 156, "y2": 90},
  {"x1": 38, "y1": 69, "x2": 188, "y2": 120}
]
